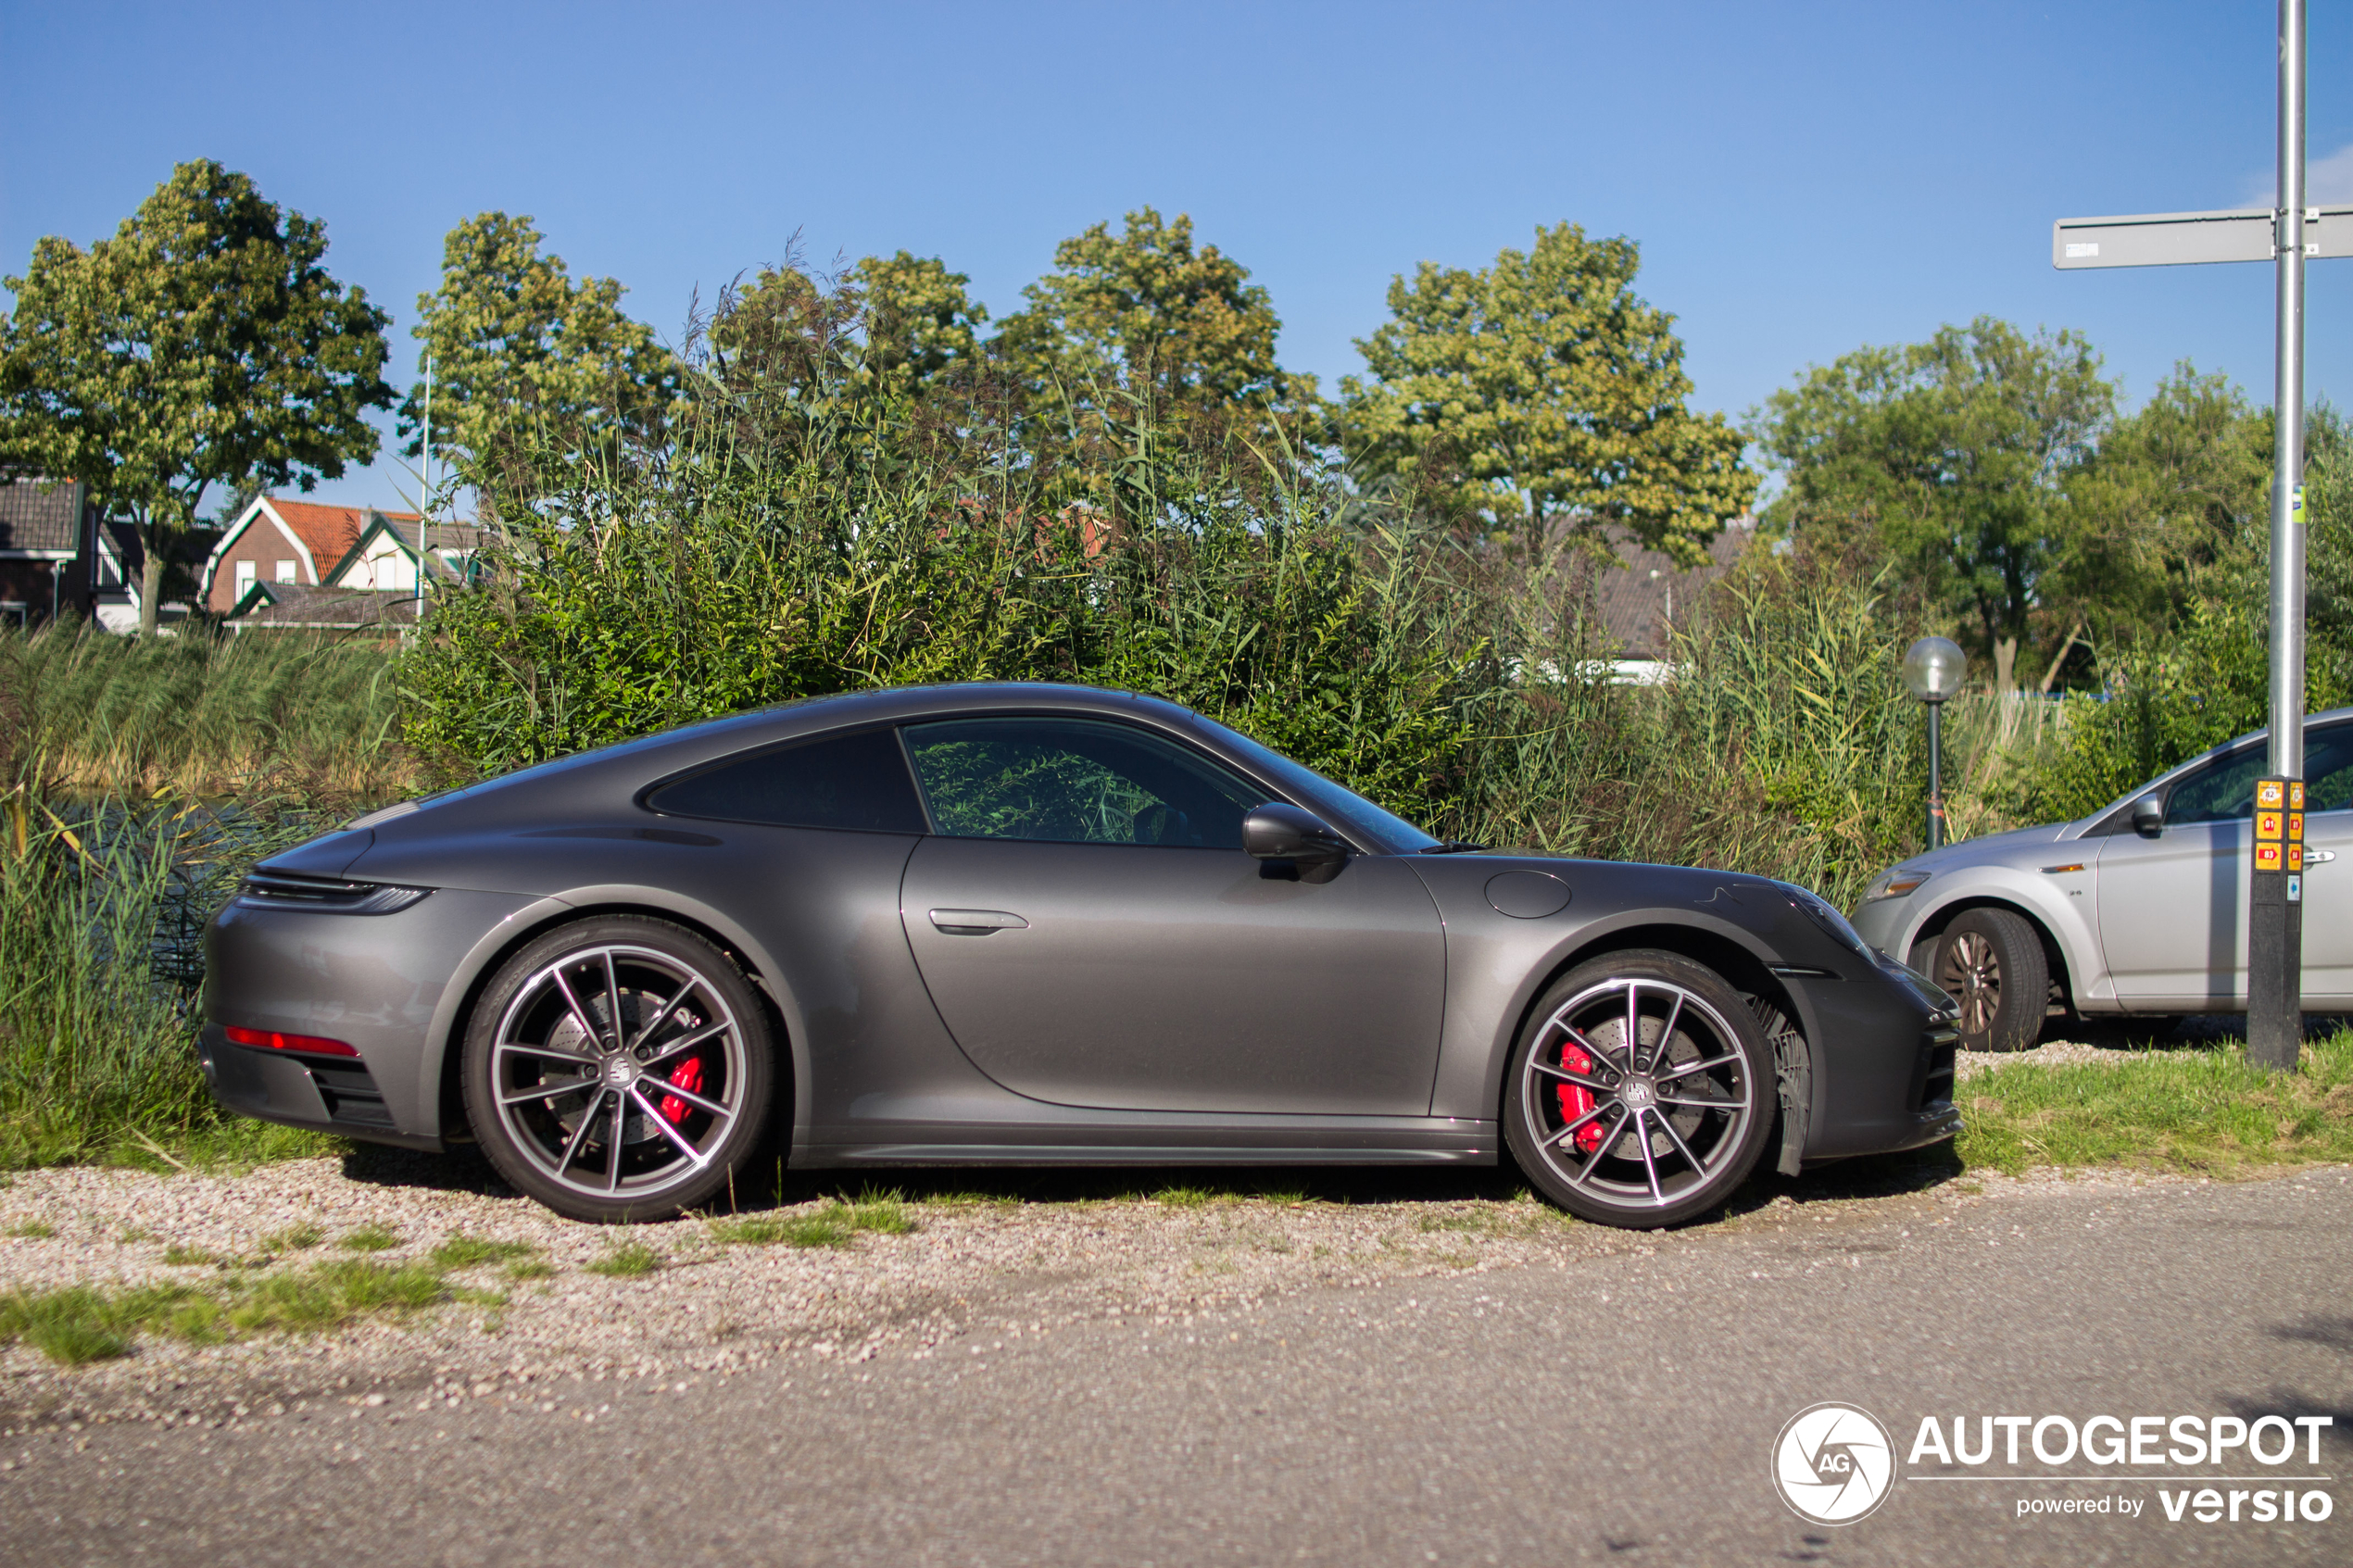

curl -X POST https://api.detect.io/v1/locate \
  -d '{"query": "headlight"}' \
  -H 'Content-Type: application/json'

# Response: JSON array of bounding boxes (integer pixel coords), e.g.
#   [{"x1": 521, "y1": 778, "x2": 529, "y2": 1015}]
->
[
  {"x1": 1775, "y1": 880, "x2": 1875, "y2": 960},
  {"x1": 1861, "y1": 867, "x2": 1932, "y2": 903}
]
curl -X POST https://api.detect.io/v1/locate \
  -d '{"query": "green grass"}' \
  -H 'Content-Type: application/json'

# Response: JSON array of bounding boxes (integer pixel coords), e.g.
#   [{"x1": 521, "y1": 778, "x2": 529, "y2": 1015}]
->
[
  {"x1": 429, "y1": 1236, "x2": 536, "y2": 1269},
  {"x1": 336, "y1": 1223, "x2": 400, "y2": 1253},
  {"x1": 161, "y1": 1242, "x2": 218, "y2": 1267},
  {"x1": 585, "y1": 1240, "x2": 662, "y2": 1276},
  {"x1": 505, "y1": 1259, "x2": 557, "y2": 1281},
  {"x1": 3, "y1": 1218, "x2": 56, "y2": 1238},
  {"x1": 1957, "y1": 1030, "x2": 2353, "y2": 1175},
  {"x1": 258, "y1": 1223, "x2": 322, "y2": 1252},
  {"x1": 1151, "y1": 1185, "x2": 1214, "y2": 1209},
  {"x1": 223, "y1": 1260, "x2": 446, "y2": 1334},
  {"x1": 709, "y1": 1191, "x2": 919, "y2": 1250},
  {"x1": 0, "y1": 1258, "x2": 459, "y2": 1365}
]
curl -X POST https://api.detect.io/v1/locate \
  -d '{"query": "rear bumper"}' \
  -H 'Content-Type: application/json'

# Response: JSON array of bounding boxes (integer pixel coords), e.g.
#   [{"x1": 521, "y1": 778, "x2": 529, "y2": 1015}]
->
[
  {"x1": 200, "y1": 887, "x2": 541, "y2": 1148},
  {"x1": 196, "y1": 1024, "x2": 442, "y2": 1152}
]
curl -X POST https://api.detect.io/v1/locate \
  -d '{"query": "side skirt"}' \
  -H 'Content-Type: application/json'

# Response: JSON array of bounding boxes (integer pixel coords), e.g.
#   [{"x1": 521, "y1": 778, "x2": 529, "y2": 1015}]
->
[{"x1": 795, "y1": 1118, "x2": 1496, "y2": 1169}]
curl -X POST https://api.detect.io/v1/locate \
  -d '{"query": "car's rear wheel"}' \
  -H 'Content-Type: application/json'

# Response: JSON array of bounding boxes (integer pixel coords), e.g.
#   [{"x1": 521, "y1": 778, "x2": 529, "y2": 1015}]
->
[
  {"x1": 461, "y1": 916, "x2": 774, "y2": 1223},
  {"x1": 1504, "y1": 950, "x2": 1775, "y2": 1229},
  {"x1": 1931, "y1": 908, "x2": 2047, "y2": 1053}
]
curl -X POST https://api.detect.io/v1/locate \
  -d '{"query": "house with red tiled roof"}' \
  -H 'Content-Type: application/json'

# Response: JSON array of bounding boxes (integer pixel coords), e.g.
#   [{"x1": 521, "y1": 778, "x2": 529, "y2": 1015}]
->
[{"x1": 200, "y1": 496, "x2": 423, "y2": 614}]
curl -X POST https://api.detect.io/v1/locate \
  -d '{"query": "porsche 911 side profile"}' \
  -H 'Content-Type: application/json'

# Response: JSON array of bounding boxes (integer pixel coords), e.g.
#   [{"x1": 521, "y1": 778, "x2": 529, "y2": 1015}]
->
[{"x1": 201, "y1": 684, "x2": 1960, "y2": 1229}]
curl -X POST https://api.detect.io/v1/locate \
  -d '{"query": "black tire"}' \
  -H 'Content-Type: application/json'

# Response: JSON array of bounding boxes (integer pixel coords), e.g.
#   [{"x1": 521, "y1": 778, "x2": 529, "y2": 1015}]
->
[
  {"x1": 1931, "y1": 908, "x2": 2048, "y2": 1053},
  {"x1": 461, "y1": 916, "x2": 775, "y2": 1223},
  {"x1": 1504, "y1": 949, "x2": 1776, "y2": 1229}
]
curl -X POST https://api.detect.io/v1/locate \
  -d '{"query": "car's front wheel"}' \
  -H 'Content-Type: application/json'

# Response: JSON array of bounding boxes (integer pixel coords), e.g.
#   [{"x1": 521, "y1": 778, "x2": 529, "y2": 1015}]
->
[
  {"x1": 461, "y1": 916, "x2": 775, "y2": 1223},
  {"x1": 1930, "y1": 908, "x2": 2048, "y2": 1053},
  {"x1": 1504, "y1": 950, "x2": 1775, "y2": 1228}
]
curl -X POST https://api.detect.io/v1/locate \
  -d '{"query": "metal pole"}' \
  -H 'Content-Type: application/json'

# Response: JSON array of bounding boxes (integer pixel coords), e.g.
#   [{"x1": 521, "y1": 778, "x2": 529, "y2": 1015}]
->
[
  {"x1": 2250, "y1": 0, "x2": 2308, "y2": 1071},
  {"x1": 1926, "y1": 700, "x2": 1945, "y2": 850}
]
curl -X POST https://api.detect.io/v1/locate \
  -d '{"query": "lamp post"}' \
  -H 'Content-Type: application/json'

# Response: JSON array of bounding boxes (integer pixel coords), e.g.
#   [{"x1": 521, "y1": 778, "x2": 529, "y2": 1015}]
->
[{"x1": 1902, "y1": 637, "x2": 1968, "y2": 849}]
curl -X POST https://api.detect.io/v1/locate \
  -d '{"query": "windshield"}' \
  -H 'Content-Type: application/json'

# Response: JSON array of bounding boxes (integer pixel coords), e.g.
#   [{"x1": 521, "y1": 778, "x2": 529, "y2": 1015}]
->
[{"x1": 1202, "y1": 722, "x2": 1444, "y2": 854}]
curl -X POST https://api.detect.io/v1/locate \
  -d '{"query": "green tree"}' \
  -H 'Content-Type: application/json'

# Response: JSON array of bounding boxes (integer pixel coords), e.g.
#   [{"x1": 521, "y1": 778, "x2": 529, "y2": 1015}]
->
[
  {"x1": 702, "y1": 252, "x2": 987, "y2": 409},
  {"x1": 1341, "y1": 222, "x2": 1754, "y2": 565},
  {"x1": 994, "y1": 207, "x2": 1312, "y2": 454},
  {"x1": 2046, "y1": 364, "x2": 2271, "y2": 675},
  {"x1": 1753, "y1": 318, "x2": 2114, "y2": 691},
  {"x1": 856, "y1": 251, "x2": 988, "y2": 398},
  {"x1": 0, "y1": 160, "x2": 391, "y2": 633},
  {"x1": 399, "y1": 213, "x2": 679, "y2": 490}
]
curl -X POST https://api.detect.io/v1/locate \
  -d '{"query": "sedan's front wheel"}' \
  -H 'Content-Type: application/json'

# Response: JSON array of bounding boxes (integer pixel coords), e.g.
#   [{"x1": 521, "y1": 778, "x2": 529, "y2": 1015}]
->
[
  {"x1": 462, "y1": 916, "x2": 774, "y2": 1223},
  {"x1": 1504, "y1": 951, "x2": 1775, "y2": 1228},
  {"x1": 1931, "y1": 908, "x2": 2047, "y2": 1053}
]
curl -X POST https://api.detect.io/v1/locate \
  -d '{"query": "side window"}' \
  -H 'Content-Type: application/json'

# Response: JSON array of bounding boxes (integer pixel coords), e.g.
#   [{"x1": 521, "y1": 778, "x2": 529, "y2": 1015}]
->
[
  {"x1": 647, "y1": 728, "x2": 927, "y2": 833},
  {"x1": 2165, "y1": 748, "x2": 2267, "y2": 826},
  {"x1": 2307, "y1": 723, "x2": 2353, "y2": 813},
  {"x1": 900, "y1": 717, "x2": 1264, "y2": 847}
]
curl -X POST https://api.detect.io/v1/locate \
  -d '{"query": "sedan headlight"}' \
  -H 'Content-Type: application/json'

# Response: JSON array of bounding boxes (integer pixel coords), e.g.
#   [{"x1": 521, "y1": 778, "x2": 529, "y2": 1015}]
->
[
  {"x1": 1860, "y1": 867, "x2": 1931, "y2": 903},
  {"x1": 1775, "y1": 880, "x2": 1876, "y2": 960}
]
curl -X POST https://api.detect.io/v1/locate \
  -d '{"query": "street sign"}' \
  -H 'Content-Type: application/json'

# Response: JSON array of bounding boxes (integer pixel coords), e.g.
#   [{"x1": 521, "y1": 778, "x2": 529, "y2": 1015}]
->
[
  {"x1": 2055, "y1": 1, "x2": 2319, "y2": 1072},
  {"x1": 2052, "y1": 207, "x2": 2353, "y2": 269}
]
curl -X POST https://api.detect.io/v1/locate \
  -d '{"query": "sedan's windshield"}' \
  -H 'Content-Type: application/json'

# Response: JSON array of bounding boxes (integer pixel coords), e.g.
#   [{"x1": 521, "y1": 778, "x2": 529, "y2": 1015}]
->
[{"x1": 1203, "y1": 723, "x2": 1444, "y2": 854}]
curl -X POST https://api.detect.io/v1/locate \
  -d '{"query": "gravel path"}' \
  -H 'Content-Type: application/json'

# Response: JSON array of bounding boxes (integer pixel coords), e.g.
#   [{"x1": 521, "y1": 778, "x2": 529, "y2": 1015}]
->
[
  {"x1": 0, "y1": 1152, "x2": 1621, "y2": 1431},
  {"x1": 0, "y1": 1139, "x2": 2242, "y2": 1443}
]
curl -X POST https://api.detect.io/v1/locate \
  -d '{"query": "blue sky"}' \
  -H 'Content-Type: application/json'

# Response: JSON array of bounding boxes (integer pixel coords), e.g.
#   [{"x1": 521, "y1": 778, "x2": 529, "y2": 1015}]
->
[{"x1": 6, "y1": 0, "x2": 2350, "y2": 514}]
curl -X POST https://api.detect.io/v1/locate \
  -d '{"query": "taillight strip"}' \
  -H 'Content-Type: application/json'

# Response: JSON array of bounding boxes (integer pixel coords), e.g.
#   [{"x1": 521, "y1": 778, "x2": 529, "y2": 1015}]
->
[{"x1": 223, "y1": 1024, "x2": 359, "y2": 1059}]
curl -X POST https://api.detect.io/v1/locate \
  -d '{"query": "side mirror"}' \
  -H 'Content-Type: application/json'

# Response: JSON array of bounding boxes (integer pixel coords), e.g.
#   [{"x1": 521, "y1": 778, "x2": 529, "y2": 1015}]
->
[
  {"x1": 2131, "y1": 793, "x2": 2164, "y2": 836},
  {"x1": 1242, "y1": 803, "x2": 1349, "y2": 864}
]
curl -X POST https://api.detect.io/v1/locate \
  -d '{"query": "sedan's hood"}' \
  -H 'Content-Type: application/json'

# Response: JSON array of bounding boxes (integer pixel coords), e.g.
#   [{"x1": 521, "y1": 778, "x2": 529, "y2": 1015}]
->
[{"x1": 1895, "y1": 819, "x2": 2078, "y2": 876}]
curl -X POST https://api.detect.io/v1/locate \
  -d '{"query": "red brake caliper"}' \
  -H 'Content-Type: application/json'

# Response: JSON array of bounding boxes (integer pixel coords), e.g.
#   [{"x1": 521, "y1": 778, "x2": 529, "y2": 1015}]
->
[
  {"x1": 659, "y1": 1055, "x2": 705, "y2": 1125},
  {"x1": 1555, "y1": 1041, "x2": 1606, "y2": 1153}
]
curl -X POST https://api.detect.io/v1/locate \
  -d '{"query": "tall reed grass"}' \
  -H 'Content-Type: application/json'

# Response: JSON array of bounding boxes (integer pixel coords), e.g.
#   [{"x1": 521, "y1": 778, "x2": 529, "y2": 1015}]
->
[
  {"x1": 0, "y1": 796, "x2": 329, "y2": 1167},
  {"x1": 0, "y1": 621, "x2": 418, "y2": 805},
  {"x1": 0, "y1": 622, "x2": 397, "y2": 1166}
]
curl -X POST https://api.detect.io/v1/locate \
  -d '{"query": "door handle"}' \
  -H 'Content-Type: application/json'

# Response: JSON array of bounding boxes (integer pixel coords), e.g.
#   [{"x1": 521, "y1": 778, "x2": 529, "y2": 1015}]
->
[
  {"x1": 927, "y1": 908, "x2": 1029, "y2": 935},
  {"x1": 2306, "y1": 850, "x2": 2336, "y2": 865}
]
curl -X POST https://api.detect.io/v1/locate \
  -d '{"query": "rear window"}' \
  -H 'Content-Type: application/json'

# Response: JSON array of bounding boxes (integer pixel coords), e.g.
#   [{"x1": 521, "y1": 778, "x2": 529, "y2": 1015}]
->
[{"x1": 647, "y1": 728, "x2": 927, "y2": 833}]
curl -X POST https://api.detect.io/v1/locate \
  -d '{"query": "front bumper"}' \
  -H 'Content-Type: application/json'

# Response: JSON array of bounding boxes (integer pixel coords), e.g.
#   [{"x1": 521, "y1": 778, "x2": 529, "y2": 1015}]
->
[
  {"x1": 1849, "y1": 895, "x2": 1922, "y2": 963},
  {"x1": 1783, "y1": 972, "x2": 1961, "y2": 1160}
]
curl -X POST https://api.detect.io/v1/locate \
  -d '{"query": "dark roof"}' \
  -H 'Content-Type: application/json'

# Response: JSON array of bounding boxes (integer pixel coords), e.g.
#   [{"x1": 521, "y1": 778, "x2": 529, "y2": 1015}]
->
[
  {"x1": 0, "y1": 478, "x2": 84, "y2": 553},
  {"x1": 321, "y1": 515, "x2": 492, "y2": 587},
  {"x1": 232, "y1": 583, "x2": 422, "y2": 630},
  {"x1": 1582, "y1": 518, "x2": 1755, "y2": 660}
]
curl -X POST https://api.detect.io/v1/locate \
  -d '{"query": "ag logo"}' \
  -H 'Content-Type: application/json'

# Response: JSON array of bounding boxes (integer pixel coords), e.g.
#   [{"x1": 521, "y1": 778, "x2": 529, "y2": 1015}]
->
[{"x1": 1772, "y1": 1402, "x2": 1896, "y2": 1524}]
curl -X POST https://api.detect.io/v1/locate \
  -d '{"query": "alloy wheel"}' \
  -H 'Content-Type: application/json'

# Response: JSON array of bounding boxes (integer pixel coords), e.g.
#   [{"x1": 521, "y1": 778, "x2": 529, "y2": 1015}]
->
[
  {"x1": 486, "y1": 942, "x2": 749, "y2": 1203},
  {"x1": 1939, "y1": 931, "x2": 2001, "y2": 1038},
  {"x1": 1516, "y1": 976, "x2": 1757, "y2": 1212}
]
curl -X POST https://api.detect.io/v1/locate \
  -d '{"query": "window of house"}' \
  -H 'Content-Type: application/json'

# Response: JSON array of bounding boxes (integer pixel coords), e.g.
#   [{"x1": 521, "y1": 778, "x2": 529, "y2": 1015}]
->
[
  {"x1": 275, "y1": 559, "x2": 297, "y2": 583},
  {"x1": 233, "y1": 560, "x2": 256, "y2": 599}
]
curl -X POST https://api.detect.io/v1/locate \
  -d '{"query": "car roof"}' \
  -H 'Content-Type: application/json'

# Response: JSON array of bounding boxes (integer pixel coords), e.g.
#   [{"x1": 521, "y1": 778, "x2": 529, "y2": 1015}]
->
[{"x1": 432, "y1": 683, "x2": 1249, "y2": 809}]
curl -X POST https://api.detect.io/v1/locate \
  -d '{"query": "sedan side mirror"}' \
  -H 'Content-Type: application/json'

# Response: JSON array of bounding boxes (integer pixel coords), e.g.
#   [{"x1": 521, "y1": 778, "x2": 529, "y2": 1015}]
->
[
  {"x1": 2131, "y1": 793, "x2": 2165, "y2": 836},
  {"x1": 1242, "y1": 803, "x2": 1349, "y2": 865}
]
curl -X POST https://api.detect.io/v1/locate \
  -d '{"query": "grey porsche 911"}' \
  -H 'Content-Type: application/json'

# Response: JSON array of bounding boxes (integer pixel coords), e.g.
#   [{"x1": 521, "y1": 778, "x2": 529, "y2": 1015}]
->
[{"x1": 201, "y1": 683, "x2": 1960, "y2": 1229}]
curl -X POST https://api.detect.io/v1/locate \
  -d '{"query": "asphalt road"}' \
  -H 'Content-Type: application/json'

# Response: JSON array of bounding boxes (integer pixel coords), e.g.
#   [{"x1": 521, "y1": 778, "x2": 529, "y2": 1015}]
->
[{"x1": 4, "y1": 1168, "x2": 2348, "y2": 1568}]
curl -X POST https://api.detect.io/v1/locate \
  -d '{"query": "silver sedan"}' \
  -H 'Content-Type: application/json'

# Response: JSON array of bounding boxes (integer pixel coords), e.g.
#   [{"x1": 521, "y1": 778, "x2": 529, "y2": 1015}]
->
[{"x1": 1850, "y1": 706, "x2": 2353, "y2": 1051}]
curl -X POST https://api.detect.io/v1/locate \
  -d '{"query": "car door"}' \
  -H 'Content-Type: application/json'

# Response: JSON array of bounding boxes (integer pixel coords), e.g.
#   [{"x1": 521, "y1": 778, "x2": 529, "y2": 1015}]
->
[
  {"x1": 2293, "y1": 721, "x2": 2353, "y2": 1004},
  {"x1": 896, "y1": 715, "x2": 1447, "y2": 1116},
  {"x1": 2093, "y1": 744, "x2": 2265, "y2": 1009}
]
